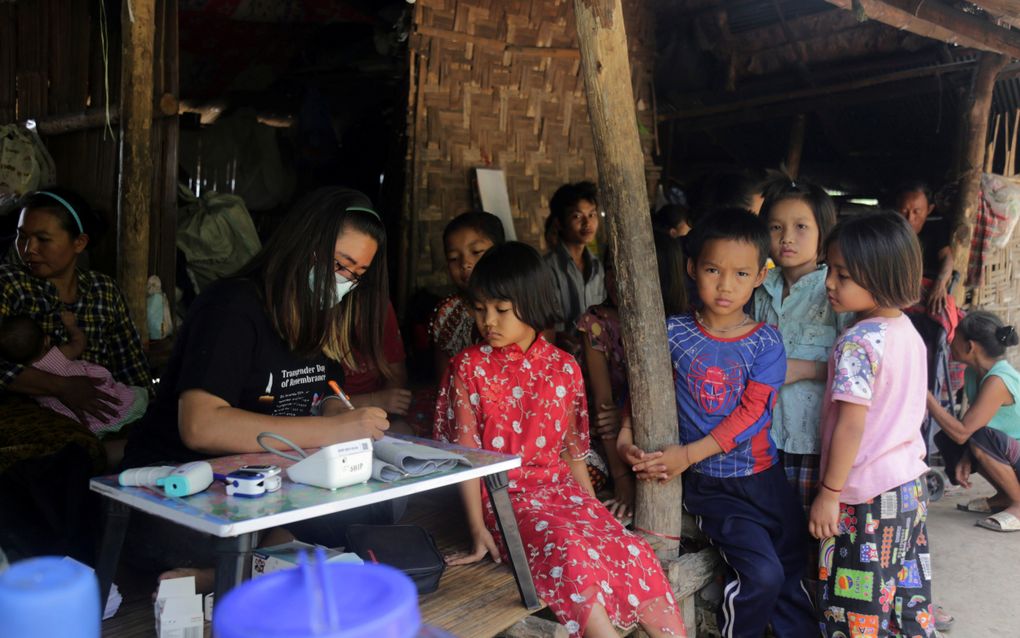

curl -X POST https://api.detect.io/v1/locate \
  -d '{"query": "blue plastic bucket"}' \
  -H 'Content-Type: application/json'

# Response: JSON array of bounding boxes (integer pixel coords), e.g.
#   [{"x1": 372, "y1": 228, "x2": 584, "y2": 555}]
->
[
  {"x1": 214, "y1": 558, "x2": 421, "y2": 638},
  {"x1": 0, "y1": 556, "x2": 100, "y2": 638}
]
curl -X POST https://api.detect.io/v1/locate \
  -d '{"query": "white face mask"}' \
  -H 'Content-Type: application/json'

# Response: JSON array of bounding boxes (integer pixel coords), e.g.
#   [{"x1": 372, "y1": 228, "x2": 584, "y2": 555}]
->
[{"x1": 308, "y1": 269, "x2": 357, "y2": 308}]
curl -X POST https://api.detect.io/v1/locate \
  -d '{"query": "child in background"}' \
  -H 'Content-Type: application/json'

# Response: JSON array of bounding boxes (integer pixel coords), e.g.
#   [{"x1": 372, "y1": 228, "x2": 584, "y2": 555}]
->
[
  {"x1": 621, "y1": 209, "x2": 816, "y2": 637},
  {"x1": 579, "y1": 234, "x2": 688, "y2": 521},
  {"x1": 652, "y1": 204, "x2": 693, "y2": 239},
  {"x1": 429, "y1": 211, "x2": 506, "y2": 381},
  {"x1": 436, "y1": 242, "x2": 685, "y2": 638},
  {"x1": 0, "y1": 311, "x2": 148, "y2": 435},
  {"x1": 811, "y1": 212, "x2": 933, "y2": 636},
  {"x1": 753, "y1": 178, "x2": 849, "y2": 512}
]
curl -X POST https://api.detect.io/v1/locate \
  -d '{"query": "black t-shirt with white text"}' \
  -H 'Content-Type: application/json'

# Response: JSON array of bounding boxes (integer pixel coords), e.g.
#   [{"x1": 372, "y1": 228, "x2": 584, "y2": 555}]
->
[{"x1": 124, "y1": 278, "x2": 344, "y2": 466}]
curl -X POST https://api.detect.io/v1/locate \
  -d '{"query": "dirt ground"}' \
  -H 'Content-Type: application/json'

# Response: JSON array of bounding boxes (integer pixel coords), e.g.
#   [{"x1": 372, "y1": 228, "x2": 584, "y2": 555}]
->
[{"x1": 929, "y1": 474, "x2": 1020, "y2": 637}]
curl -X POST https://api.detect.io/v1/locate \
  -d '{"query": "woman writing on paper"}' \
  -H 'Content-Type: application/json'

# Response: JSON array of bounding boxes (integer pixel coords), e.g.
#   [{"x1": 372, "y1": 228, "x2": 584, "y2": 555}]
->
[{"x1": 123, "y1": 187, "x2": 400, "y2": 589}]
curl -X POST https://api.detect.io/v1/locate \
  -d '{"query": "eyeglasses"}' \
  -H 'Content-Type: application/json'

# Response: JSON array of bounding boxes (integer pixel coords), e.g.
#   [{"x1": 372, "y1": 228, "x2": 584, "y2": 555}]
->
[{"x1": 334, "y1": 259, "x2": 363, "y2": 288}]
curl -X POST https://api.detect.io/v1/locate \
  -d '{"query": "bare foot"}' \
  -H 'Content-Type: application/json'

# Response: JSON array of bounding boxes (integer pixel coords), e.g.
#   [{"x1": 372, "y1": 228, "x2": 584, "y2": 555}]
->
[{"x1": 157, "y1": 567, "x2": 215, "y2": 594}]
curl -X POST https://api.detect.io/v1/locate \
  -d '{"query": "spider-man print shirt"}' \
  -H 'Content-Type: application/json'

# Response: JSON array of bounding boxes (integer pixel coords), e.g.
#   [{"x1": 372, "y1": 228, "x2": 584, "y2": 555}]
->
[{"x1": 667, "y1": 313, "x2": 786, "y2": 478}]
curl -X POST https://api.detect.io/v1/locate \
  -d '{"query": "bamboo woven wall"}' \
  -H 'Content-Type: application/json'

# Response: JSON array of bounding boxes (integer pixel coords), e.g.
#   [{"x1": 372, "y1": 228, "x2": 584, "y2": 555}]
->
[
  {"x1": 0, "y1": 0, "x2": 178, "y2": 312},
  {"x1": 971, "y1": 229, "x2": 1020, "y2": 369},
  {"x1": 405, "y1": 0, "x2": 660, "y2": 292}
]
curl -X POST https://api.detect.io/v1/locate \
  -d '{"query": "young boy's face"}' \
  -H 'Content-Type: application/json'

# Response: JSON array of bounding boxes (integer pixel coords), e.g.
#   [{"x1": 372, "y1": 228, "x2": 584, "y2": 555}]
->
[
  {"x1": 687, "y1": 238, "x2": 767, "y2": 320},
  {"x1": 445, "y1": 227, "x2": 495, "y2": 290},
  {"x1": 558, "y1": 198, "x2": 599, "y2": 246}
]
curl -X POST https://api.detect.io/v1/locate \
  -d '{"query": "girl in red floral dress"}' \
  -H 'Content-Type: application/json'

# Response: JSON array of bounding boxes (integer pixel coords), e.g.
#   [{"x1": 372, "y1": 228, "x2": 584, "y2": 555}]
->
[{"x1": 434, "y1": 242, "x2": 685, "y2": 638}]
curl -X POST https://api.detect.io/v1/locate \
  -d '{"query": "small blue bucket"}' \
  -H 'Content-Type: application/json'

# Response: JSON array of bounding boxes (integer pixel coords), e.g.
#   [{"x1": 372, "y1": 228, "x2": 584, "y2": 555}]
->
[
  {"x1": 214, "y1": 551, "x2": 422, "y2": 638},
  {"x1": 0, "y1": 556, "x2": 100, "y2": 638}
]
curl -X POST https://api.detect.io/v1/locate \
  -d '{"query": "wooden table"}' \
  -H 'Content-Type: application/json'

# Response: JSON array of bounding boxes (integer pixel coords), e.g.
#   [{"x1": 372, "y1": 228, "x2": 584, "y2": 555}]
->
[{"x1": 90, "y1": 437, "x2": 540, "y2": 612}]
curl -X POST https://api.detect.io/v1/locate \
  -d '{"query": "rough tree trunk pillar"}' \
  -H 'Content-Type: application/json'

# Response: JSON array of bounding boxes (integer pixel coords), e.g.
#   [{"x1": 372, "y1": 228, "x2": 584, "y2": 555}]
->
[
  {"x1": 785, "y1": 114, "x2": 806, "y2": 179},
  {"x1": 574, "y1": 0, "x2": 682, "y2": 558},
  {"x1": 118, "y1": 0, "x2": 156, "y2": 340},
  {"x1": 952, "y1": 52, "x2": 1007, "y2": 298}
]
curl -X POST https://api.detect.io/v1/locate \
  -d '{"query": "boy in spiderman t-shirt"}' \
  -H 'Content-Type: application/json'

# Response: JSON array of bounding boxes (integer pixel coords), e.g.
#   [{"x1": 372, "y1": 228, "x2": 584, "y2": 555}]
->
[{"x1": 620, "y1": 209, "x2": 816, "y2": 638}]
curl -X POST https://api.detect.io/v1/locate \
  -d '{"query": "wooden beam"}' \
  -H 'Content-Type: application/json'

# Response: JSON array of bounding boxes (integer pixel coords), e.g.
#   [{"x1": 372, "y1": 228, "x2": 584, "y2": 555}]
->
[
  {"x1": 785, "y1": 114, "x2": 807, "y2": 178},
  {"x1": 118, "y1": 0, "x2": 156, "y2": 341},
  {"x1": 659, "y1": 59, "x2": 976, "y2": 122},
  {"x1": 573, "y1": 0, "x2": 682, "y2": 558},
  {"x1": 24, "y1": 107, "x2": 120, "y2": 136},
  {"x1": 969, "y1": 0, "x2": 1020, "y2": 28},
  {"x1": 954, "y1": 53, "x2": 1010, "y2": 292},
  {"x1": 684, "y1": 60, "x2": 1020, "y2": 131},
  {"x1": 825, "y1": 0, "x2": 1020, "y2": 60}
]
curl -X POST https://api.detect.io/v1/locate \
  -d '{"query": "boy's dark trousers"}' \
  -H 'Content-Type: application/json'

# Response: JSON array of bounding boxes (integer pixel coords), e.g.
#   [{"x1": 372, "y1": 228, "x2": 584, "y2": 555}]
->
[{"x1": 685, "y1": 464, "x2": 819, "y2": 638}]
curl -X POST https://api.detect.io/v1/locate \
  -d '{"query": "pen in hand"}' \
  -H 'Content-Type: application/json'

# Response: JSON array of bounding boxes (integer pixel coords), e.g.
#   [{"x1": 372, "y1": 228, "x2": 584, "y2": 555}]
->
[{"x1": 327, "y1": 380, "x2": 356, "y2": 411}]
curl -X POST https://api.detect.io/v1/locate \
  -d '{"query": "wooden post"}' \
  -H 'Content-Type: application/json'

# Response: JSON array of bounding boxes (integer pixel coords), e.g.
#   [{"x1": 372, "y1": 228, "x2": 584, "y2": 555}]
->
[
  {"x1": 951, "y1": 52, "x2": 1008, "y2": 296},
  {"x1": 118, "y1": 0, "x2": 156, "y2": 340},
  {"x1": 573, "y1": 0, "x2": 681, "y2": 558},
  {"x1": 785, "y1": 114, "x2": 806, "y2": 179}
]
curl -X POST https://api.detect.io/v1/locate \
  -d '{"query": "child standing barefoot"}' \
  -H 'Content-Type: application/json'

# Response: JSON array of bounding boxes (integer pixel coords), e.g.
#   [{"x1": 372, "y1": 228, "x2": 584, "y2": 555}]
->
[
  {"x1": 436, "y1": 242, "x2": 684, "y2": 638},
  {"x1": 812, "y1": 212, "x2": 934, "y2": 637}
]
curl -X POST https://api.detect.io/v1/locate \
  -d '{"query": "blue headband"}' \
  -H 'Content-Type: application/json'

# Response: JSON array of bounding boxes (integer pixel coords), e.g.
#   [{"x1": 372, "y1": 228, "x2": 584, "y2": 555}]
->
[
  {"x1": 346, "y1": 206, "x2": 380, "y2": 220},
  {"x1": 36, "y1": 191, "x2": 84, "y2": 234}
]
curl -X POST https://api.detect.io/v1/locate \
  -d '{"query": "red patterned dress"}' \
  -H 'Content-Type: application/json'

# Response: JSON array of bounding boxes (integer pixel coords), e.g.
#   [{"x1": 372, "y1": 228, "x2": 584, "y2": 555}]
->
[{"x1": 435, "y1": 338, "x2": 685, "y2": 637}]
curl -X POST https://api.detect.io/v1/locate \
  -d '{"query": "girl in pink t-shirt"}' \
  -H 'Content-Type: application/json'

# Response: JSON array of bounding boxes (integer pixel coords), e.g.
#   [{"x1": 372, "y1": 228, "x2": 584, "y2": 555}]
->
[{"x1": 811, "y1": 212, "x2": 934, "y2": 638}]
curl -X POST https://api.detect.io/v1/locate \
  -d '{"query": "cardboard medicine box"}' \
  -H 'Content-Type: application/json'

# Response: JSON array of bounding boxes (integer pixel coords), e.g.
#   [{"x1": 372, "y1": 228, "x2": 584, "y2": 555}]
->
[{"x1": 154, "y1": 576, "x2": 204, "y2": 638}]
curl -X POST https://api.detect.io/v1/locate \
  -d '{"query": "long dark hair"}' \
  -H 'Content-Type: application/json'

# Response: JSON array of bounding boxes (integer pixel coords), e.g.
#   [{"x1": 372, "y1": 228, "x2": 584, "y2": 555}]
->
[
  {"x1": 237, "y1": 187, "x2": 390, "y2": 376},
  {"x1": 654, "y1": 232, "x2": 689, "y2": 317}
]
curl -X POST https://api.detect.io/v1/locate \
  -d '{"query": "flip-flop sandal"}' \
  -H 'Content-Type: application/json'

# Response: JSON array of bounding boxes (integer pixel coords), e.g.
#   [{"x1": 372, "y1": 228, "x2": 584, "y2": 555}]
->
[
  {"x1": 976, "y1": 511, "x2": 1020, "y2": 532},
  {"x1": 934, "y1": 605, "x2": 955, "y2": 631},
  {"x1": 956, "y1": 497, "x2": 996, "y2": 514}
]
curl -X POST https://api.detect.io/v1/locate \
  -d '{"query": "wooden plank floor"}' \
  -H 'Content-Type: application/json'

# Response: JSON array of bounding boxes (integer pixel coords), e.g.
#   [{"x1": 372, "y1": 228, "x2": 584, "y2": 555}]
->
[{"x1": 103, "y1": 485, "x2": 541, "y2": 637}]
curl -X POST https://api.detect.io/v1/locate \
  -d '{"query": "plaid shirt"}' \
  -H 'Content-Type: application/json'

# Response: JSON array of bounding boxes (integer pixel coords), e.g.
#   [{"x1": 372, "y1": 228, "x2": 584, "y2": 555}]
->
[{"x1": 0, "y1": 264, "x2": 151, "y2": 392}]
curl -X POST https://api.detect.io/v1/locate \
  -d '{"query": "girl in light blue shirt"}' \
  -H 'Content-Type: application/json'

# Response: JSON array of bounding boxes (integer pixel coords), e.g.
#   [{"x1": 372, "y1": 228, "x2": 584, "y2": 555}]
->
[{"x1": 753, "y1": 178, "x2": 850, "y2": 511}]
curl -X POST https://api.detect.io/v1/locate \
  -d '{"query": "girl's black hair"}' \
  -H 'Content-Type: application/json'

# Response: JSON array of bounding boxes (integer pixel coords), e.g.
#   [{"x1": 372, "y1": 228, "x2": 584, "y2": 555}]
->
[
  {"x1": 957, "y1": 310, "x2": 1020, "y2": 358},
  {"x1": 684, "y1": 207, "x2": 771, "y2": 269},
  {"x1": 20, "y1": 188, "x2": 108, "y2": 241},
  {"x1": 652, "y1": 204, "x2": 692, "y2": 234},
  {"x1": 654, "y1": 233, "x2": 689, "y2": 317},
  {"x1": 236, "y1": 187, "x2": 390, "y2": 375},
  {"x1": 442, "y1": 211, "x2": 507, "y2": 247},
  {"x1": 824, "y1": 211, "x2": 922, "y2": 308},
  {"x1": 759, "y1": 176, "x2": 837, "y2": 255},
  {"x1": 467, "y1": 241, "x2": 562, "y2": 331}
]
